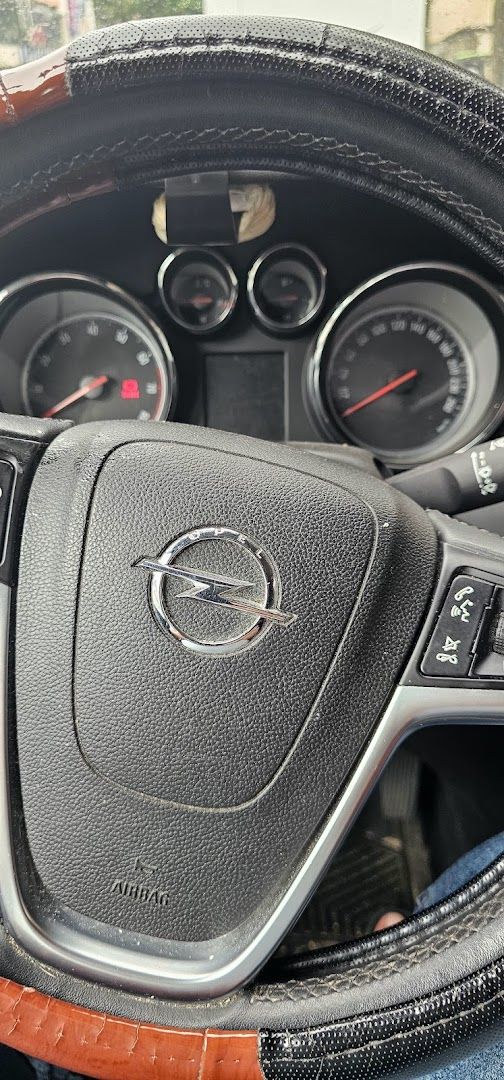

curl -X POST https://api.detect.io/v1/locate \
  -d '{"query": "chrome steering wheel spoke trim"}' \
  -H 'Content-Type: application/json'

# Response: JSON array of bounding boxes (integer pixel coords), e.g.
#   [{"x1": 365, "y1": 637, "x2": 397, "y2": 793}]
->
[
  {"x1": 4, "y1": 578, "x2": 496, "y2": 1001},
  {"x1": 1, "y1": 425, "x2": 504, "y2": 1001},
  {"x1": 0, "y1": 504, "x2": 503, "y2": 999},
  {"x1": 0, "y1": 583, "x2": 503, "y2": 1001}
]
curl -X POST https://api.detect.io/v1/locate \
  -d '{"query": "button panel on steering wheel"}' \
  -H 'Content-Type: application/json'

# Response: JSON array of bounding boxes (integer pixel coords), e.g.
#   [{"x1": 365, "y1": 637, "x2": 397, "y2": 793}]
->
[{"x1": 422, "y1": 574, "x2": 493, "y2": 677}]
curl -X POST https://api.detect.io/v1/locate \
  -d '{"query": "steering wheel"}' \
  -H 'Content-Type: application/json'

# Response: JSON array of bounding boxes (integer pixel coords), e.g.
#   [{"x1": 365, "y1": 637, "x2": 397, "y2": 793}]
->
[{"x1": 0, "y1": 16, "x2": 503, "y2": 1080}]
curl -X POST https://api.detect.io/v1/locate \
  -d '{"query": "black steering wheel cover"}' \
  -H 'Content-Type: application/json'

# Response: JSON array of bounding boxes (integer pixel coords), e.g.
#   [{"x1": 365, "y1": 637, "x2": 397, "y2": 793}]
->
[
  {"x1": 63, "y1": 16, "x2": 504, "y2": 176},
  {"x1": 0, "y1": 16, "x2": 503, "y2": 1077},
  {"x1": 0, "y1": 19, "x2": 503, "y2": 275},
  {"x1": 0, "y1": 849, "x2": 503, "y2": 1076}
]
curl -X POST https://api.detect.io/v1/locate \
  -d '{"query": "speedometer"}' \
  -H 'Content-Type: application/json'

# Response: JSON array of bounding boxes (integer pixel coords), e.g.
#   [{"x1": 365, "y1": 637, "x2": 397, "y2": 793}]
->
[
  {"x1": 325, "y1": 308, "x2": 470, "y2": 457},
  {"x1": 307, "y1": 264, "x2": 504, "y2": 467}
]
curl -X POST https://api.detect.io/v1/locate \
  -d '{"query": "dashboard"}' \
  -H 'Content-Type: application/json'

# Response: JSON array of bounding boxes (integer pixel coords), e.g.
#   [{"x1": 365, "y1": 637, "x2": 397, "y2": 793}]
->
[{"x1": 1, "y1": 174, "x2": 504, "y2": 470}]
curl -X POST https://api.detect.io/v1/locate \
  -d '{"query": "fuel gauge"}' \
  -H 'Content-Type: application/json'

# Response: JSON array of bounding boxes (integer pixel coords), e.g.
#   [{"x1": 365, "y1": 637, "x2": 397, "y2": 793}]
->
[
  {"x1": 158, "y1": 248, "x2": 238, "y2": 333},
  {"x1": 247, "y1": 244, "x2": 326, "y2": 333}
]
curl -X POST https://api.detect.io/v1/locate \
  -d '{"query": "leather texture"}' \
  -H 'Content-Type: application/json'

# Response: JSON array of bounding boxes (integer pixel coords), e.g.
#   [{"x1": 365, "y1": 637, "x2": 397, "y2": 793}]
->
[
  {"x1": 16, "y1": 421, "x2": 434, "y2": 942},
  {"x1": 0, "y1": 851, "x2": 503, "y2": 1066},
  {"x1": 0, "y1": 17, "x2": 503, "y2": 273},
  {"x1": 74, "y1": 441, "x2": 375, "y2": 810},
  {"x1": 260, "y1": 960, "x2": 504, "y2": 1078},
  {"x1": 0, "y1": 14, "x2": 503, "y2": 1079}
]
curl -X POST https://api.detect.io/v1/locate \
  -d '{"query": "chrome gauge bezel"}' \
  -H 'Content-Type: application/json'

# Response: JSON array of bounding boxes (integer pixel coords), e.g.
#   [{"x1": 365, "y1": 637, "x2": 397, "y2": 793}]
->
[
  {"x1": 158, "y1": 248, "x2": 238, "y2": 334},
  {"x1": 247, "y1": 243, "x2": 327, "y2": 333},
  {"x1": 0, "y1": 272, "x2": 177, "y2": 423},
  {"x1": 305, "y1": 262, "x2": 504, "y2": 468}
]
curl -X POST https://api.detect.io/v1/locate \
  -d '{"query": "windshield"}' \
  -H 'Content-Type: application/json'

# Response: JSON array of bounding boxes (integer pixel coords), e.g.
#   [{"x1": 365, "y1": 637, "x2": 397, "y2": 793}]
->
[{"x1": 0, "y1": 0, "x2": 503, "y2": 87}]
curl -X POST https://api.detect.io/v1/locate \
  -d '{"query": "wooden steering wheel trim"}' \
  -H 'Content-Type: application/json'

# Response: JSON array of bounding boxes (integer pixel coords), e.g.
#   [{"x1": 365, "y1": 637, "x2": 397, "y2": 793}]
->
[{"x1": 0, "y1": 977, "x2": 263, "y2": 1078}]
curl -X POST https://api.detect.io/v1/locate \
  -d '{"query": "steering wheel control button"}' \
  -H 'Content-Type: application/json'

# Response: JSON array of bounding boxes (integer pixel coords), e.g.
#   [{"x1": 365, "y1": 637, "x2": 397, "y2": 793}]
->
[
  {"x1": 472, "y1": 642, "x2": 504, "y2": 678},
  {"x1": 136, "y1": 526, "x2": 296, "y2": 656},
  {"x1": 471, "y1": 588, "x2": 504, "y2": 678},
  {"x1": 0, "y1": 459, "x2": 15, "y2": 563},
  {"x1": 421, "y1": 574, "x2": 493, "y2": 677},
  {"x1": 490, "y1": 609, "x2": 504, "y2": 655}
]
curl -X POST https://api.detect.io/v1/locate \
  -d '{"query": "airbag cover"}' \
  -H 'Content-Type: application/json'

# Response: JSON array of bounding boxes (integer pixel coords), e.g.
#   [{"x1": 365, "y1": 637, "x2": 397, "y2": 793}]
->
[
  {"x1": 74, "y1": 438, "x2": 374, "y2": 808},
  {"x1": 15, "y1": 422, "x2": 436, "y2": 940}
]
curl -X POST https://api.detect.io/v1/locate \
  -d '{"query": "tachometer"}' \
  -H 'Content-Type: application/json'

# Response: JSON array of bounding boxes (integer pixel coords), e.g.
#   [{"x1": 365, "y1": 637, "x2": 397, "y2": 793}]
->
[
  {"x1": 0, "y1": 273, "x2": 176, "y2": 425},
  {"x1": 307, "y1": 264, "x2": 504, "y2": 467},
  {"x1": 25, "y1": 312, "x2": 169, "y2": 423}
]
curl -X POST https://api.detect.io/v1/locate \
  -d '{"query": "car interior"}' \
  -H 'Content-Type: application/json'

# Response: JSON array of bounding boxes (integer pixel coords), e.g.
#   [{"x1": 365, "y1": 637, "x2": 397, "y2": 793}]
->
[{"x1": 0, "y1": 10, "x2": 502, "y2": 1080}]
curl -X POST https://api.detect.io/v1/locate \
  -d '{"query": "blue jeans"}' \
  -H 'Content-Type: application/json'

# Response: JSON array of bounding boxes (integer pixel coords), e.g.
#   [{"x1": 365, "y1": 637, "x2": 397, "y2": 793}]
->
[
  {"x1": 415, "y1": 831, "x2": 504, "y2": 914},
  {"x1": 30, "y1": 832, "x2": 504, "y2": 1080},
  {"x1": 417, "y1": 831, "x2": 504, "y2": 1079}
]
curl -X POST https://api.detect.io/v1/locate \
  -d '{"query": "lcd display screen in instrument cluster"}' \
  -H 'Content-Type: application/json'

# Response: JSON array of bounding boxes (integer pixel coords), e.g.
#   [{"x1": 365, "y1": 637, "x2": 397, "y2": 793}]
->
[{"x1": 204, "y1": 353, "x2": 286, "y2": 441}]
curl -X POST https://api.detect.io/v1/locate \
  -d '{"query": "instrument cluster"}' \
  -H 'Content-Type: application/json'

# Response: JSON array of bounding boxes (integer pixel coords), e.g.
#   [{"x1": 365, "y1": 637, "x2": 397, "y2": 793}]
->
[
  {"x1": 0, "y1": 252, "x2": 503, "y2": 469},
  {"x1": 306, "y1": 263, "x2": 504, "y2": 468}
]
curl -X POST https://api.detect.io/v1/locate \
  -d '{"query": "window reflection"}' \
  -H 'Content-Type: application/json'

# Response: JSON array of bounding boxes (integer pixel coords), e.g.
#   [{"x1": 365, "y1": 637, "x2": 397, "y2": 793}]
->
[
  {"x1": 0, "y1": 0, "x2": 202, "y2": 65},
  {"x1": 427, "y1": 0, "x2": 504, "y2": 83}
]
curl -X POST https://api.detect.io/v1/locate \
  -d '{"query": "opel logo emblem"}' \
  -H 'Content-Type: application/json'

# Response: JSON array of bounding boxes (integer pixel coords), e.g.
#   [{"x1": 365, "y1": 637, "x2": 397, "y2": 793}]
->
[{"x1": 135, "y1": 526, "x2": 296, "y2": 655}]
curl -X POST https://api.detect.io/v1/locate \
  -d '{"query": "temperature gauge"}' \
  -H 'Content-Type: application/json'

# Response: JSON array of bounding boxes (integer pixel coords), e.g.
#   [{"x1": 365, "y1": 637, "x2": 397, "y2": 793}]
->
[{"x1": 158, "y1": 249, "x2": 238, "y2": 333}]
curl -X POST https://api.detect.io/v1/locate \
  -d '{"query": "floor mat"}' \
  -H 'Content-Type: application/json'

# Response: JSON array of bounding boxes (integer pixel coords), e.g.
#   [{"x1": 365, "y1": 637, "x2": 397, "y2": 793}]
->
[{"x1": 275, "y1": 786, "x2": 431, "y2": 957}]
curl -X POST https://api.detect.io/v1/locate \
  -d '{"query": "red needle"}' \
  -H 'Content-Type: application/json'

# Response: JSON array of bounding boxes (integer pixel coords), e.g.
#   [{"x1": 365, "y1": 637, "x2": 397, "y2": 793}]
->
[
  {"x1": 341, "y1": 368, "x2": 419, "y2": 419},
  {"x1": 42, "y1": 374, "x2": 109, "y2": 418},
  {"x1": 189, "y1": 295, "x2": 212, "y2": 307}
]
